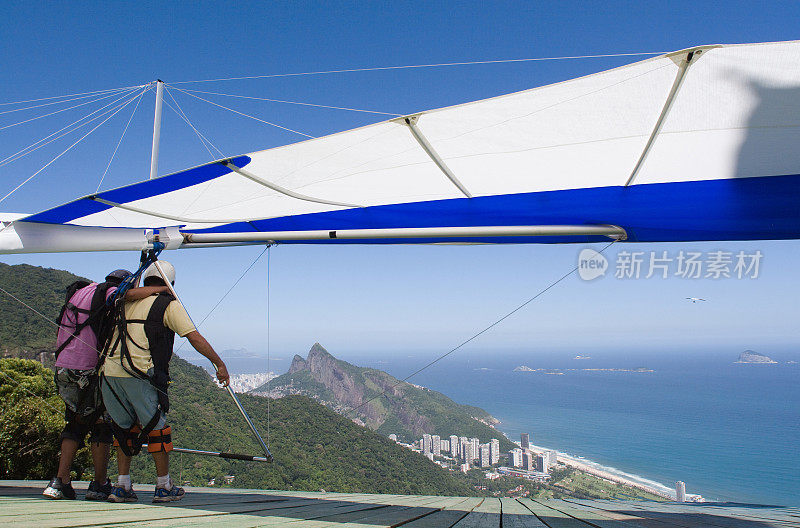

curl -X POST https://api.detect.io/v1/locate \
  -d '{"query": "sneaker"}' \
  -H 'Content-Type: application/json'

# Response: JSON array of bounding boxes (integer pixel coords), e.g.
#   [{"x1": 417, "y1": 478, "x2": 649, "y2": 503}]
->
[
  {"x1": 85, "y1": 478, "x2": 113, "y2": 501},
  {"x1": 42, "y1": 477, "x2": 76, "y2": 500},
  {"x1": 107, "y1": 485, "x2": 138, "y2": 503},
  {"x1": 152, "y1": 484, "x2": 185, "y2": 503}
]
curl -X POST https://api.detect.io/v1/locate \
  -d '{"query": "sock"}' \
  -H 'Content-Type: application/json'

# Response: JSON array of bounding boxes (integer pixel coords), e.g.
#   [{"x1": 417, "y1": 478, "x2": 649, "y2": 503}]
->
[
  {"x1": 157, "y1": 474, "x2": 171, "y2": 489},
  {"x1": 117, "y1": 474, "x2": 131, "y2": 490}
]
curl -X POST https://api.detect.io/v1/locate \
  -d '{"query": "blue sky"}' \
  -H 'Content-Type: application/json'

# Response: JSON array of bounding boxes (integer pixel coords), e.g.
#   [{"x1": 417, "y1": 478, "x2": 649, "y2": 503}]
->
[{"x1": 1, "y1": 2, "x2": 800, "y2": 368}]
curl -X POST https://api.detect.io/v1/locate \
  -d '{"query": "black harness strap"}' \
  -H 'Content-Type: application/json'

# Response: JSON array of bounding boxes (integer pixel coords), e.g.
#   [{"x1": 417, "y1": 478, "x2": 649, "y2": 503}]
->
[
  {"x1": 55, "y1": 281, "x2": 116, "y2": 358},
  {"x1": 101, "y1": 293, "x2": 177, "y2": 454}
]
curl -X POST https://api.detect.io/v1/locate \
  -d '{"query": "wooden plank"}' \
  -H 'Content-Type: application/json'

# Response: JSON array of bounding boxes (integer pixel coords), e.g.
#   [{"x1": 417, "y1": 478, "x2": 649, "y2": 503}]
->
[
  {"x1": 400, "y1": 509, "x2": 470, "y2": 528},
  {"x1": 97, "y1": 499, "x2": 389, "y2": 528},
  {"x1": 451, "y1": 512, "x2": 500, "y2": 528},
  {"x1": 501, "y1": 498, "x2": 548, "y2": 527},
  {"x1": 555, "y1": 499, "x2": 685, "y2": 528},
  {"x1": 399, "y1": 497, "x2": 481, "y2": 528},
  {"x1": 5, "y1": 497, "x2": 347, "y2": 527},
  {"x1": 579, "y1": 500, "x2": 792, "y2": 528},
  {"x1": 517, "y1": 498, "x2": 596, "y2": 528}
]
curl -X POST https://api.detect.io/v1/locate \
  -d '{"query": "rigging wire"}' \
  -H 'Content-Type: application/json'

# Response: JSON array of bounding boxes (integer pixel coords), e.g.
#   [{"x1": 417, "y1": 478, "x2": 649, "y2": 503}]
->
[
  {"x1": 161, "y1": 99, "x2": 217, "y2": 159},
  {"x1": 173, "y1": 87, "x2": 402, "y2": 117},
  {"x1": 0, "y1": 87, "x2": 145, "y2": 117},
  {"x1": 172, "y1": 246, "x2": 271, "y2": 356},
  {"x1": 168, "y1": 85, "x2": 315, "y2": 139},
  {"x1": 170, "y1": 51, "x2": 667, "y2": 85},
  {"x1": 344, "y1": 240, "x2": 619, "y2": 418},
  {"x1": 0, "y1": 84, "x2": 145, "y2": 107},
  {"x1": 0, "y1": 87, "x2": 138, "y2": 132},
  {"x1": 0, "y1": 88, "x2": 137, "y2": 116},
  {"x1": 266, "y1": 245, "x2": 271, "y2": 449},
  {"x1": 163, "y1": 88, "x2": 224, "y2": 159},
  {"x1": 0, "y1": 88, "x2": 147, "y2": 169},
  {"x1": 0, "y1": 87, "x2": 146, "y2": 205},
  {"x1": 95, "y1": 88, "x2": 147, "y2": 193}
]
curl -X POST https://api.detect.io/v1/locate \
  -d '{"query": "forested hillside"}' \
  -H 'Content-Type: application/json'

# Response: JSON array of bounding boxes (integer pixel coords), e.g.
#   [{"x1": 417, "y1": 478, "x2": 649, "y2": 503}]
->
[
  {"x1": 256, "y1": 343, "x2": 515, "y2": 450},
  {"x1": 0, "y1": 263, "x2": 88, "y2": 359},
  {"x1": 129, "y1": 356, "x2": 475, "y2": 495}
]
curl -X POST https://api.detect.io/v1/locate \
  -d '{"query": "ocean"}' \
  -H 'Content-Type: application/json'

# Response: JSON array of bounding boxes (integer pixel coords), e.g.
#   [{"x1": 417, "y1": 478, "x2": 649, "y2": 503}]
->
[{"x1": 188, "y1": 347, "x2": 799, "y2": 506}]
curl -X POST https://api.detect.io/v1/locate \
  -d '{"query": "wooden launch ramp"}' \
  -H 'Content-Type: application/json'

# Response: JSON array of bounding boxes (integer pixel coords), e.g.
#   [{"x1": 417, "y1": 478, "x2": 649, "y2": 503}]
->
[{"x1": 1, "y1": 481, "x2": 797, "y2": 527}]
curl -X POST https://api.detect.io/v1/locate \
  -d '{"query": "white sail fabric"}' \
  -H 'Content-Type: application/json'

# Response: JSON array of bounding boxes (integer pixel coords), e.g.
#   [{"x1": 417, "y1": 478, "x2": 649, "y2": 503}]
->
[{"x1": 3, "y1": 40, "x2": 800, "y2": 252}]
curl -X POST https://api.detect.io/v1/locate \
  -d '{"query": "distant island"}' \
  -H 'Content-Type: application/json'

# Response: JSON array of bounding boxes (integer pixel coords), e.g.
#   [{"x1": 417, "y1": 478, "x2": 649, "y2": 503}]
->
[
  {"x1": 514, "y1": 366, "x2": 652, "y2": 374},
  {"x1": 735, "y1": 350, "x2": 777, "y2": 364},
  {"x1": 574, "y1": 355, "x2": 591, "y2": 360}
]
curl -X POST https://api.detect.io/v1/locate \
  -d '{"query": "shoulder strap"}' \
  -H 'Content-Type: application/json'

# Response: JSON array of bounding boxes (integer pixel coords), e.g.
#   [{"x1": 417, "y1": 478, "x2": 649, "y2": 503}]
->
[
  {"x1": 56, "y1": 280, "x2": 91, "y2": 326},
  {"x1": 145, "y1": 294, "x2": 176, "y2": 368}
]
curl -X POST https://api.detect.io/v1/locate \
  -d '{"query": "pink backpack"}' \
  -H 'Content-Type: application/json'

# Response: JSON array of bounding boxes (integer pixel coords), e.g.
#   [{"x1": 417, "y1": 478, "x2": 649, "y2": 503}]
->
[{"x1": 54, "y1": 280, "x2": 116, "y2": 369}]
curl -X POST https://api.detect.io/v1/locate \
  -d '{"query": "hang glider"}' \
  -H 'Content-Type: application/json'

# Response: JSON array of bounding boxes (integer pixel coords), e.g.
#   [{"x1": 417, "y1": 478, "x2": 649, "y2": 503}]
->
[{"x1": 2, "y1": 40, "x2": 800, "y2": 254}]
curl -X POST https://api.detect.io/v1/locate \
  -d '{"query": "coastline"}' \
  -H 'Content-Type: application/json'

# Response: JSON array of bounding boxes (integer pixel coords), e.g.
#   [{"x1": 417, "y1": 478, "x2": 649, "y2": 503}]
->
[{"x1": 502, "y1": 432, "x2": 676, "y2": 500}]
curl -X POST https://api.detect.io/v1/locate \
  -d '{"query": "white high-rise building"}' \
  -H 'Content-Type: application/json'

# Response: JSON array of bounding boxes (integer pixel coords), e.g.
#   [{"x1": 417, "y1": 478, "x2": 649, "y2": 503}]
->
[
  {"x1": 546, "y1": 450, "x2": 558, "y2": 468},
  {"x1": 450, "y1": 435, "x2": 459, "y2": 457},
  {"x1": 440, "y1": 439, "x2": 450, "y2": 453},
  {"x1": 431, "y1": 435, "x2": 441, "y2": 456},
  {"x1": 522, "y1": 451, "x2": 534, "y2": 471},
  {"x1": 479, "y1": 445, "x2": 491, "y2": 467},
  {"x1": 470, "y1": 438, "x2": 480, "y2": 458},
  {"x1": 422, "y1": 434, "x2": 432, "y2": 454},
  {"x1": 536, "y1": 454, "x2": 549, "y2": 474},
  {"x1": 676, "y1": 481, "x2": 686, "y2": 502},
  {"x1": 460, "y1": 440, "x2": 474, "y2": 462},
  {"x1": 509, "y1": 448, "x2": 523, "y2": 468},
  {"x1": 490, "y1": 439, "x2": 500, "y2": 465}
]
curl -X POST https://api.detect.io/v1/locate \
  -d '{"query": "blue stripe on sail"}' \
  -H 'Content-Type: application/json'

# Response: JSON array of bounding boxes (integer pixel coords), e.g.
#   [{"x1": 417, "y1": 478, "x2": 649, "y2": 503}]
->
[
  {"x1": 194, "y1": 173, "x2": 800, "y2": 243},
  {"x1": 23, "y1": 156, "x2": 251, "y2": 224},
  {"x1": 19, "y1": 171, "x2": 800, "y2": 244}
]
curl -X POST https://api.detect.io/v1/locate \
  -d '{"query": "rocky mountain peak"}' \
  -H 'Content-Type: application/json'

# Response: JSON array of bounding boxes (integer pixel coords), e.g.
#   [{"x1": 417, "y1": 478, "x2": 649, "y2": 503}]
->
[
  {"x1": 288, "y1": 354, "x2": 308, "y2": 374},
  {"x1": 308, "y1": 342, "x2": 333, "y2": 359}
]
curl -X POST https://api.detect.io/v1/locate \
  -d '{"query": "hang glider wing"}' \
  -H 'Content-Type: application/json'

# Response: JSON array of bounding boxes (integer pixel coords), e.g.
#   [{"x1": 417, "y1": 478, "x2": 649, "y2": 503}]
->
[{"x1": 3, "y1": 40, "x2": 800, "y2": 253}]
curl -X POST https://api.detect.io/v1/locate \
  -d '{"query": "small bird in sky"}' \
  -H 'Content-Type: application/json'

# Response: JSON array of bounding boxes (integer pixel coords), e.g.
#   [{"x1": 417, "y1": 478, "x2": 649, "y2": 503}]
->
[{"x1": 685, "y1": 297, "x2": 707, "y2": 304}]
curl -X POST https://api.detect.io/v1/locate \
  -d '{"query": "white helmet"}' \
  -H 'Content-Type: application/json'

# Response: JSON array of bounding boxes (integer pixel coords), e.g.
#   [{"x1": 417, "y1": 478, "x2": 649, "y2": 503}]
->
[{"x1": 142, "y1": 260, "x2": 175, "y2": 286}]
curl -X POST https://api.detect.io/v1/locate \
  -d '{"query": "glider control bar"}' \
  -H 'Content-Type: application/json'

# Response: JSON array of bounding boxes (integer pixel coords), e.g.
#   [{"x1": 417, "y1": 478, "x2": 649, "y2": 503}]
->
[
  {"x1": 222, "y1": 160, "x2": 362, "y2": 208},
  {"x1": 150, "y1": 260, "x2": 273, "y2": 463},
  {"x1": 183, "y1": 224, "x2": 627, "y2": 244},
  {"x1": 142, "y1": 446, "x2": 271, "y2": 463},
  {"x1": 402, "y1": 115, "x2": 473, "y2": 198}
]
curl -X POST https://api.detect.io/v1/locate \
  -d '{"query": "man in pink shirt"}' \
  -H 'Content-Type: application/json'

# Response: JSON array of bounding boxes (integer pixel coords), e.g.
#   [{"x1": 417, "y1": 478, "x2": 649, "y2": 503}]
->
[{"x1": 43, "y1": 269, "x2": 167, "y2": 501}]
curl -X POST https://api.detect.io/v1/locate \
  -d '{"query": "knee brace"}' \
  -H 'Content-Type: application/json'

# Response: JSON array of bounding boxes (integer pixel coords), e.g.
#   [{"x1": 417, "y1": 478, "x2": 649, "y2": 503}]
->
[
  {"x1": 89, "y1": 420, "x2": 113, "y2": 445},
  {"x1": 112, "y1": 424, "x2": 143, "y2": 457},
  {"x1": 146, "y1": 426, "x2": 173, "y2": 453}
]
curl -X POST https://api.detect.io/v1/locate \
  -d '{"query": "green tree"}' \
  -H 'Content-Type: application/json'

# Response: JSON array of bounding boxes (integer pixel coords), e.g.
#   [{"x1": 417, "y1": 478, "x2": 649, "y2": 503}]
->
[{"x1": 0, "y1": 358, "x2": 91, "y2": 480}]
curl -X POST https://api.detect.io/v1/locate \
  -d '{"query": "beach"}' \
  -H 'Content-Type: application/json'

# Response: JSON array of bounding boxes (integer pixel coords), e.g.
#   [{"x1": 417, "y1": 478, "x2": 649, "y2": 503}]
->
[{"x1": 519, "y1": 441, "x2": 677, "y2": 500}]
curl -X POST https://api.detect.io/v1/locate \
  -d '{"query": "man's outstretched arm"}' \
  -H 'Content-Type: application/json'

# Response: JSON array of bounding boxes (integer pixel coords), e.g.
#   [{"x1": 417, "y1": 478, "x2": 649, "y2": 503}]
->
[
  {"x1": 185, "y1": 330, "x2": 230, "y2": 386},
  {"x1": 123, "y1": 286, "x2": 169, "y2": 301}
]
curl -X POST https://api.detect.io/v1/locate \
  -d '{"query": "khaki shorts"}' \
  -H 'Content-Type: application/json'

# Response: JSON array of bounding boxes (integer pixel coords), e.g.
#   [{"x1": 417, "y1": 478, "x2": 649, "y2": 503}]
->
[{"x1": 100, "y1": 375, "x2": 166, "y2": 430}]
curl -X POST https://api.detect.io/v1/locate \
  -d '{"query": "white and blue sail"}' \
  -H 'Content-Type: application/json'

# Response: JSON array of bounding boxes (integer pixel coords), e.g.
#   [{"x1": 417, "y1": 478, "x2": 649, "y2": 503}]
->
[{"x1": 2, "y1": 40, "x2": 800, "y2": 253}]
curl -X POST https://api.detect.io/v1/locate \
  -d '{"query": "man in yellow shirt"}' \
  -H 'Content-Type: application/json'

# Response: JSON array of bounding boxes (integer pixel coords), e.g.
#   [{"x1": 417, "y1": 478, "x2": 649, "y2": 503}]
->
[{"x1": 100, "y1": 261, "x2": 229, "y2": 503}]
